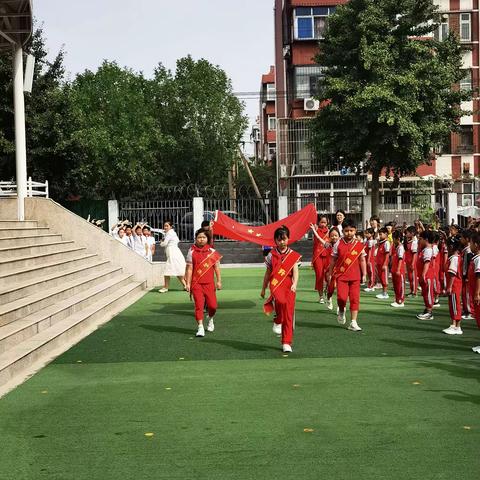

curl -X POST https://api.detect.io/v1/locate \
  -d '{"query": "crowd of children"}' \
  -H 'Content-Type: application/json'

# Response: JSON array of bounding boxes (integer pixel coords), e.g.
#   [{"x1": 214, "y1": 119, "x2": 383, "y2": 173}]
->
[{"x1": 310, "y1": 214, "x2": 480, "y2": 350}]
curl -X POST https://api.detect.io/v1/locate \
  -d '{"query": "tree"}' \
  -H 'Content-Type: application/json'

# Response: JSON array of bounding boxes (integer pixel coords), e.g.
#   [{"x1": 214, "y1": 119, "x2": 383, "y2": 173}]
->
[
  {"x1": 152, "y1": 56, "x2": 248, "y2": 187},
  {"x1": 309, "y1": 0, "x2": 470, "y2": 215}
]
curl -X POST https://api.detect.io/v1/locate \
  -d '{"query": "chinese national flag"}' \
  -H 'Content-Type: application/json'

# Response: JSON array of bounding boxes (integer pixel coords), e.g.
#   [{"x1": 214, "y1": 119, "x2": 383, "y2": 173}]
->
[{"x1": 212, "y1": 203, "x2": 317, "y2": 247}]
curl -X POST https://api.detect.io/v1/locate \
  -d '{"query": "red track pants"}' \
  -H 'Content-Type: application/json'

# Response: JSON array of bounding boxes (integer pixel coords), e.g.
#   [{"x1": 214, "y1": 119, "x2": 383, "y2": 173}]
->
[
  {"x1": 337, "y1": 279, "x2": 360, "y2": 312},
  {"x1": 419, "y1": 277, "x2": 434, "y2": 310},
  {"x1": 406, "y1": 263, "x2": 417, "y2": 294},
  {"x1": 448, "y1": 290, "x2": 462, "y2": 322},
  {"x1": 392, "y1": 273, "x2": 405, "y2": 304},
  {"x1": 273, "y1": 287, "x2": 296, "y2": 346},
  {"x1": 376, "y1": 264, "x2": 389, "y2": 288},
  {"x1": 192, "y1": 283, "x2": 217, "y2": 322},
  {"x1": 313, "y1": 256, "x2": 329, "y2": 292}
]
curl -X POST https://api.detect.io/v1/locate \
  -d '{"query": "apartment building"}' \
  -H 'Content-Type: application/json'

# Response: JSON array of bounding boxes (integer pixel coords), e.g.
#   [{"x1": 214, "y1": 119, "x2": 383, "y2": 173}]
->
[{"x1": 271, "y1": 0, "x2": 480, "y2": 220}]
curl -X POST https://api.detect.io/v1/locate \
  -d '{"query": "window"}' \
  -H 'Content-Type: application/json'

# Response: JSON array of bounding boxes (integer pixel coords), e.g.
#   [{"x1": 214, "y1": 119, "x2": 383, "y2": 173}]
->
[
  {"x1": 266, "y1": 83, "x2": 276, "y2": 101},
  {"x1": 294, "y1": 7, "x2": 336, "y2": 40},
  {"x1": 294, "y1": 65, "x2": 324, "y2": 99},
  {"x1": 459, "y1": 126, "x2": 473, "y2": 146},
  {"x1": 460, "y1": 13, "x2": 471, "y2": 42},
  {"x1": 433, "y1": 15, "x2": 448, "y2": 41},
  {"x1": 460, "y1": 69, "x2": 472, "y2": 91},
  {"x1": 268, "y1": 116, "x2": 276, "y2": 131},
  {"x1": 268, "y1": 144, "x2": 276, "y2": 161},
  {"x1": 463, "y1": 182, "x2": 473, "y2": 194}
]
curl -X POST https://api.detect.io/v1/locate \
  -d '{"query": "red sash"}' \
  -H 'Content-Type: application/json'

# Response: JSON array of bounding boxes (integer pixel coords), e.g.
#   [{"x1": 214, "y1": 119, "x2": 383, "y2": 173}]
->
[
  {"x1": 333, "y1": 240, "x2": 364, "y2": 279},
  {"x1": 191, "y1": 249, "x2": 222, "y2": 289},
  {"x1": 263, "y1": 250, "x2": 302, "y2": 315},
  {"x1": 311, "y1": 229, "x2": 329, "y2": 266}
]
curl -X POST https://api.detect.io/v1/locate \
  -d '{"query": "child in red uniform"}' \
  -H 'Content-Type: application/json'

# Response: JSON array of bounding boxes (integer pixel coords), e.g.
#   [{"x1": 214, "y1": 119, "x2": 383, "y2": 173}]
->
[
  {"x1": 261, "y1": 226, "x2": 300, "y2": 353},
  {"x1": 468, "y1": 232, "x2": 480, "y2": 329},
  {"x1": 391, "y1": 230, "x2": 406, "y2": 308},
  {"x1": 442, "y1": 235, "x2": 463, "y2": 335},
  {"x1": 431, "y1": 231, "x2": 441, "y2": 308},
  {"x1": 328, "y1": 218, "x2": 367, "y2": 331},
  {"x1": 310, "y1": 215, "x2": 330, "y2": 303},
  {"x1": 404, "y1": 226, "x2": 418, "y2": 297},
  {"x1": 416, "y1": 230, "x2": 436, "y2": 320},
  {"x1": 185, "y1": 229, "x2": 222, "y2": 337},
  {"x1": 363, "y1": 228, "x2": 377, "y2": 292},
  {"x1": 375, "y1": 227, "x2": 391, "y2": 300},
  {"x1": 460, "y1": 230, "x2": 474, "y2": 320}
]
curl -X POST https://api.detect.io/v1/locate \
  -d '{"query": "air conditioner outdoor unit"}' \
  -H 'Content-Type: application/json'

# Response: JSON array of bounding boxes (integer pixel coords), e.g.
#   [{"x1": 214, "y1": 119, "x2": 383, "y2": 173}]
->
[
  {"x1": 304, "y1": 98, "x2": 320, "y2": 111},
  {"x1": 280, "y1": 164, "x2": 288, "y2": 178}
]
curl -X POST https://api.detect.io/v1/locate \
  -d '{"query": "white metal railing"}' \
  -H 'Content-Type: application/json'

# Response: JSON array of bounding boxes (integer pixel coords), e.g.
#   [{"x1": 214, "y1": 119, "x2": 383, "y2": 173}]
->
[{"x1": 0, "y1": 177, "x2": 49, "y2": 198}]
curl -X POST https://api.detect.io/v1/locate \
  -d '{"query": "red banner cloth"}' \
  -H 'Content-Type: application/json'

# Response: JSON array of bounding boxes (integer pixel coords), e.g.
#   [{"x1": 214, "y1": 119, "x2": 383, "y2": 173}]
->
[{"x1": 212, "y1": 203, "x2": 317, "y2": 247}]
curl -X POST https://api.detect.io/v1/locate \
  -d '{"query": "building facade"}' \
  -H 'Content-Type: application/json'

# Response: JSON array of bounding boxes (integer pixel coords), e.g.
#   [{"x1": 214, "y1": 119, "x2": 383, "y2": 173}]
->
[{"x1": 270, "y1": 0, "x2": 480, "y2": 222}]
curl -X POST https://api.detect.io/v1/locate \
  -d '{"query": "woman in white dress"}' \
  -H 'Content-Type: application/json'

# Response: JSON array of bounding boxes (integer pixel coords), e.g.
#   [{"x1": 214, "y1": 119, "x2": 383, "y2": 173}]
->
[{"x1": 159, "y1": 220, "x2": 186, "y2": 293}]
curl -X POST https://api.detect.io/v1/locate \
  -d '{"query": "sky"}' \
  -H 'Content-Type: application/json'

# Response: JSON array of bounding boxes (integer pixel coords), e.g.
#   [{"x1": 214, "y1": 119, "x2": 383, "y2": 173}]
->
[{"x1": 35, "y1": 0, "x2": 276, "y2": 153}]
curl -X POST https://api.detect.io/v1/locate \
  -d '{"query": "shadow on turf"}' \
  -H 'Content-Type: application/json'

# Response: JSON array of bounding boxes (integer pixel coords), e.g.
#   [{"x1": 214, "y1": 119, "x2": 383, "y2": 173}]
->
[
  {"x1": 381, "y1": 338, "x2": 471, "y2": 352},
  {"x1": 157, "y1": 300, "x2": 257, "y2": 314},
  {"x1": 295, "y1": 320, "x2": 338, "y2": 330},
  {"x1": 140, "y1": 324, "x2": 278, "y2": 352}
]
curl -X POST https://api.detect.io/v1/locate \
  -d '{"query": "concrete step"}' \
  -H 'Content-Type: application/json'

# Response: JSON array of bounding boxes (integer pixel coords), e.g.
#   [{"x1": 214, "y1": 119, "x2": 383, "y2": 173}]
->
[
  {"x1": 0, "y1": 280, "x2": 146, "y2": 393},
  {"x1": 0, "y1": 240, "x2": 76, "y2": 259},
  {"x1": 0, "y1": 273, "x2": 134, "y2": 355},
  {"x1": 0, "y1": 253, "x2": 99, "y2": 288},
  {"x1": 0, "y1": 220, "x2": 38, "y2": 228},
  {"x1": 0, "y1": 259, "x2": 114, "y2": 309},
  {"x1": 0, "y1": 227, "x2": 50, "y2": 238},
  {"x1": 0, "y1": 234, "x2": 63, "y2": 248},
  {"x1": 0, "y1": 246, "x2": 87, "y2": 274}
]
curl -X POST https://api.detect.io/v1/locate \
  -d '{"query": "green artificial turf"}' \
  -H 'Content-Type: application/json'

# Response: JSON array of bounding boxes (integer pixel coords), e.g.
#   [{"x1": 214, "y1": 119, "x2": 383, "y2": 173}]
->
[{"x1": 0, "y1": 267, "x2": 479, "y2": 480}]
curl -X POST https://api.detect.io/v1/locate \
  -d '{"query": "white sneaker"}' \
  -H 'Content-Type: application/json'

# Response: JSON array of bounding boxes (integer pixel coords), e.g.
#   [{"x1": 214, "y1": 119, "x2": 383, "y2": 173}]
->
[
  {"x1": 326, "y1": 298, "x2": 333, "y2": 310},
  {"x1": 348, "y1": 321, "x2": 362, "y2": 332},
  {"x1": 390, "y1": 302, "x2": 405, "y2": 308},
  {"x1": 433, "y1": 302, "x2": 441, "y2": 308},
  {"x1": 196, "y1": 324, "x2": 205, "y2": 337},
  {"x1": 337, "y1": 311, "x2": 346, "y2": 325},
  {"x1": 416, "y1": 312, "x2": 434, "y2": 320},
  {"x1": 376, "y1": 292, "x2": 389, "y2": 299},
  {"x1": 364, "y1": 287, "x2": 375, "y2": 292},
  {"x1": 158, "y1": 287, "x2": 168, "y2": 293},
  {"x1": 272, "y1": 323, "x2": 282, "y2": 335},
  {"x1": 443, "y1": 325, "x2": 463, "y2": 335},
  {"x1": 462, "y1": 314, "x2": 474, "y2": 320},
  {"x1": 472, "y1": 346, "x2": 480, "y2": 353},
  {"x1": 282, "y1": 344, "x2": 292, "y2": 353},
  {"x1": 207, "y1": 318, "x2": 215, "y2": 332},
  {"x1": 319, "y1": 297, "x2": 325, "y2": 304}
]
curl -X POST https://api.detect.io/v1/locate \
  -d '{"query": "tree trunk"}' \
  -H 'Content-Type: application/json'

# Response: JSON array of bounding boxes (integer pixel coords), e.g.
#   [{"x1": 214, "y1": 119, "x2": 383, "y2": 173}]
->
[{"x1": 371, "y1": 166, "x2": 380, "y2": 217}]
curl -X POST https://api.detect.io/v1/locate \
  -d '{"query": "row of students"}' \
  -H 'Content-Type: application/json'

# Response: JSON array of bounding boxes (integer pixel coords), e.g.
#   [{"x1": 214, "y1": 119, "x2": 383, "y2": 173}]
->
[{"x1": 111, "y1": 221, "x2": 156, "y2": 261}]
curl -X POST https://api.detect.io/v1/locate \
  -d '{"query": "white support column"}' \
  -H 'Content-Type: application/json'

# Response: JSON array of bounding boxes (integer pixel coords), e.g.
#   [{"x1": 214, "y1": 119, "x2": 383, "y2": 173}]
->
[
  {"x1": 278, "y1": 196, "x2": 288, "y2": 219},
  {"x1": 447, "y1": 192, "x2": 458, "y2": 225},
  {"x1": 108, "y1": 200, "x2": 119, "y2": 231},
  {"x1": 13, "y1": 45, "x2": 27, "y2": 221},
  {"x1": 193, "y1": 197, "x2": 204, "y2": 234},
  {"x1": 363, "y1": 194, "x2": 372, "y2": 230}
]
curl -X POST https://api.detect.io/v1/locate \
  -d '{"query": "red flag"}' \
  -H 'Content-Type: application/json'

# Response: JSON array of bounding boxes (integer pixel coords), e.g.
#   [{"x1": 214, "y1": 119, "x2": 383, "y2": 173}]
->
[{"x1": 212, "y1": 203, "x2": 317, "y2": 247}]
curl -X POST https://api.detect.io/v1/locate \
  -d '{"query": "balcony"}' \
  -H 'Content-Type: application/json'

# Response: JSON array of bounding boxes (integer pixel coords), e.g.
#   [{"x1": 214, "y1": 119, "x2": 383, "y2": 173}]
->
[{"x1": 454, "y1": 145, "x2": 474, "y2": 154}]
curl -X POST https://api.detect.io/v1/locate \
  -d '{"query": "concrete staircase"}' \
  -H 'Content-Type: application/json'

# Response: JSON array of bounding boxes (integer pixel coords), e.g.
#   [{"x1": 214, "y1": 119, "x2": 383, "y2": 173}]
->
[{"x1": 0, "y1": 219, "x2": 146, "y2": 396}]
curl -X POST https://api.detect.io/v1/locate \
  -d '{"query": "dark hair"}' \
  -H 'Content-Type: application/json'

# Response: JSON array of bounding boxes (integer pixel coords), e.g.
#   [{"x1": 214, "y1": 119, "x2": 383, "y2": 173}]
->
[
  {"x1": 431, "y1": 231, "x2": 440, "y2": 243},
  {"x1": 195, "y1": 228, "x2": 212, "y2": 242},
  {"x1": 164, "y1": 219, "x2": 174, "y2": 228},
  {"x1": 334, "y1": 209, "x2": 346, "y2": 226},
  {"x1": 370, "y1": 215, "x2": 380, "y2": 223},
  {"x1": 461, "y1": 229, "x2": 472, "y2": 240},
  {"x1": 317, "y1": 214, "x2": 328, "y2": 223},
  {"x1": 392, "y1": 230, "x2": 403, "y2": 242},
  {"x1": 200, "y1": 220, "x2": 210, "y2": 228},
  {"x1": 142, "y1": 225, "x2": 151, "y2": 232},
  {"x1": 447, "y1": 235, "x2": 462, "y2": 254},
  {"x1": 329, "y1": 226, "x2": 340, "y2": 236},
  {"x1": 342, "y1": 218, "x2": 356, "y2": 230},
  {"x1": 420, "y1": 230, "x2": 435, "y2": 243},
  {"x1": 406, "y1": 225, "x2": 416, "y2": 235},
  {"x1": 274, "y1": 225, "x2": 290, "y2": 240},
  {"x1": 386, "y1": 221, "x2": 394, "y2": 227},
  {"x1": 470, "y1": 231, "x2": 480, "y2": 247},
  {"x1": 379, "y1": 227, "x2": 388, "y2": 234},
  {"x1": 365, "y1": 228, "x2": 375, "y2": 235},
  {"x1": 357, "y1": 230, "x2": 364, "y2": 238}
]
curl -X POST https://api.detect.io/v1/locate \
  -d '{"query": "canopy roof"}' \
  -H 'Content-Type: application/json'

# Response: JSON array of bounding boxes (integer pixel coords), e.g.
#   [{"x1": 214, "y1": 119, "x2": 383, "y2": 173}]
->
[{"x1": 0, "y1": 0, "x2": 33, "y2": 53}]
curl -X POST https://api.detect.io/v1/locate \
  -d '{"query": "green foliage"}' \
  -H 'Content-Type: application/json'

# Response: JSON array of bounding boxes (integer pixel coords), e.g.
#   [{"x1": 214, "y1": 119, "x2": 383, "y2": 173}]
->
[{"x1": 309, "y1": 0, "x2": 471, "y2": 212}]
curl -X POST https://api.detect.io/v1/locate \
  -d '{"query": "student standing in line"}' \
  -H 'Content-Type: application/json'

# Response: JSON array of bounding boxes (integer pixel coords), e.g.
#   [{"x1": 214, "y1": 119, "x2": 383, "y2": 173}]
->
[
  {"x1": 328, "y1": 218, "x2": 367, "y2": 332},
  {"x1": 468, "y1": 231, "x2": 480, "y2": 329},
  {"x1": 416, "y1": 230, "x2": 436, "y2": 320},
  {"x1": 363, "y1": 228, "x2": 377, "y2": 292},
  {"x1": 310, "y1": 215, "x2": 330, "y2": 303},
  {"x1": 185, "y1": 229, "x2": 222, "y2": 337},
  {"x1": 442, "y1": 235, "x2": 464, "y2": 335},
  {"x1": 460, "y1": 230, "x2": 474, "y2": 320},
  {"x1": 375, "y1": 227, "x2": 391, "y2": 300},
  {"x1": 390, "y1": 230, "x2": 406, "y2": 308},
  {"x1": 404, "y1": 226, "x2": 418, "y2": 297},
  {"x1": 261, "y1": 226, "x2": 301, "y2": 354}
]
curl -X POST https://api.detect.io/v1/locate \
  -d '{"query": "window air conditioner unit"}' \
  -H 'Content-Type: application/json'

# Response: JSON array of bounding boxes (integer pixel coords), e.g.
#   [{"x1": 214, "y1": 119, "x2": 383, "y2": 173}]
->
[
  {"x1": 304, "y1": 98, "x2": 320, "y2": 111},
  {"x1": 280, "y1": 164, "x2": 288, "y2": 178}
]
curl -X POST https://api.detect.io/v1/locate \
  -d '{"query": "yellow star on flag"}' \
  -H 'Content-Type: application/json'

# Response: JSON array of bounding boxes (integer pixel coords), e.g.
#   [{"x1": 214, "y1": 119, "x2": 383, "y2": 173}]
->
[{"x1": 248, "y1": 229, "x2": 254, "y2": 234}]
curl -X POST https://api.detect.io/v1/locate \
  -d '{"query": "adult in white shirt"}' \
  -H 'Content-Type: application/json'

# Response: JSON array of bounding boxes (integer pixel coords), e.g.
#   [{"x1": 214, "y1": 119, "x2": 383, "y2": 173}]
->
[
  {"x1": 334, "y1": 209, "x2": 346, "y2": 236},
  {"x1": 158, "y1": 220, "x2": 186, "y2": 293}
]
